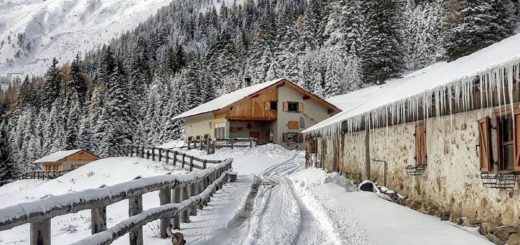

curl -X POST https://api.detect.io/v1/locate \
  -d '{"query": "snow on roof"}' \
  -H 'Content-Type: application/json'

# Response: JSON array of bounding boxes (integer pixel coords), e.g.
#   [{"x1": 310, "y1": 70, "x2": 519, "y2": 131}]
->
[
  {"x1": 34, "y1": 149, "x2": 84, "y2": 163},
  {"x1": 305, "y1": 33, "x2": 520, "y2": 136},
  {"x1": 174, "y1": 79, "x2": 284, "y2": 119}
]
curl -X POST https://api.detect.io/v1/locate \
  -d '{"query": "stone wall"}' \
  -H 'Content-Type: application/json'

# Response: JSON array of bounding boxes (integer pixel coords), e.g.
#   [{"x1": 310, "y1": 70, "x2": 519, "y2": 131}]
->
[{"x1": 317, "y1": 108, "x2": 520, "y2": 228}]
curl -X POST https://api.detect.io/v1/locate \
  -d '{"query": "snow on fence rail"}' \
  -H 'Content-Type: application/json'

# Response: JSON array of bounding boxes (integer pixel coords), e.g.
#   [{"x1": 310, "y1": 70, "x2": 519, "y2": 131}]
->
[
  {"x1": 0, "y1": 157, "x2": 233, "y2": 245},
  {"x1": 110, "y1": 145, "x2": 224, "y2": 171}
]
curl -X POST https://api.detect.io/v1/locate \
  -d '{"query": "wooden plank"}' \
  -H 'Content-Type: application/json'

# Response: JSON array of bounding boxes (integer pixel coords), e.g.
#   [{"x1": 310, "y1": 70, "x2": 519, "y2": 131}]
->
[
  {"x1": 91, "y1": 206, "x2": 107, "y2": 234},
  {"x1": 129, "y1": 195, "x2": 143, "y2": 245},
  {"x1": 30, "y1": 219, "x2": 50, "y2": 245},
  {"x1": 479, "y1": 117, "x2": 493, "y2": 172}
]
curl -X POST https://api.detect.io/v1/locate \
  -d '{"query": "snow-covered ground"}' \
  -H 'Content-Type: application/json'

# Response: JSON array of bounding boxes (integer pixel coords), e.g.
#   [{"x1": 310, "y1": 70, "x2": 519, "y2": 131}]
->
[{"x1": 0, "y1": 144, "x2": 492, "y2": 244}]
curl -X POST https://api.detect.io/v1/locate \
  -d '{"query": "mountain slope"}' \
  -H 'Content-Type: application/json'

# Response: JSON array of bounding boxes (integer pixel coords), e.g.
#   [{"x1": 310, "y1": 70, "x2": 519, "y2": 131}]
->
[{"x1": 0, "y1": 0, "x2": 174, "y2": 76}]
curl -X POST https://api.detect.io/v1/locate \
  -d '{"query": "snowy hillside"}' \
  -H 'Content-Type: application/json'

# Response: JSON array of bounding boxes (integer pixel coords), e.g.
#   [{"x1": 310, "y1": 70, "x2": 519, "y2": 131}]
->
[{"x1": 0, "y1": 0, "x2": 174, "y2": 76}]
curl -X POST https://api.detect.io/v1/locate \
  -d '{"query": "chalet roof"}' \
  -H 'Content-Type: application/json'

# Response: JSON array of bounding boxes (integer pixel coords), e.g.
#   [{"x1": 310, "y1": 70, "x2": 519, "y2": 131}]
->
[
  {"x1": 34, "y1": 149, "x2": 84, "y2": 163},
  {"x1": 304, "y1": 32, "x2": 520, "y2": 136}
]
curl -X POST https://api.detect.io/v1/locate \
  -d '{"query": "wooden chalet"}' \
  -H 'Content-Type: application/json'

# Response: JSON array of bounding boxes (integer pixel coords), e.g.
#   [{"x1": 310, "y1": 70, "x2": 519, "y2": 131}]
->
[
  {"x1": 34, "y1": 149, "x2": 100, "y2": 172},
  {"x1": 175, "y1": 78, "x2": 341, "y2": 150}
]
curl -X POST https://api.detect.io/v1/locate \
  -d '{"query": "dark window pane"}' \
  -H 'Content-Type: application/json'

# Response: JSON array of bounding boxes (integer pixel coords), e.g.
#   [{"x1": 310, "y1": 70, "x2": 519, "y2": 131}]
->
[
  {"x1": 270, "y1": 101, "x2": 278, "y2": 111},
  {"x1": 288, "y1": 102, "x2": 299, "y2": 112}
]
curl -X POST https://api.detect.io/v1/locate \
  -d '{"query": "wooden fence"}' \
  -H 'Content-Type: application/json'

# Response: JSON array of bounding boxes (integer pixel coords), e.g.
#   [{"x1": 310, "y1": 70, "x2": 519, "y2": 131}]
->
[
  {"x1": 17, "y1": 170, "x2": 73, "y2": 180},
  {"x1": 110, "y1": 145, "x2": 223, "y2": 171},
  {"x1": 0, "y1": 157, "x2": 233, "y2": 245},
  {"x1": 214, "y1": 137, "x2": 257, "y2": 149}
]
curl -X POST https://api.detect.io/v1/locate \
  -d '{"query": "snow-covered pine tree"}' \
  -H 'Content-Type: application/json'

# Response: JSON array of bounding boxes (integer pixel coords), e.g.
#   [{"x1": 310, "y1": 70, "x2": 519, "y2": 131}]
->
[
  {"x1": 69, "y1": 54, "x2": 89, "y2": 104},
  {"x1": 360, "y1": 0, "x2": 404, "y2": 85},
  {"x1": 41, "y1": 58, "x2": 62, "y2": 108},
  {"x1": 99, "y1": 61, "x2": 136, "y2": 156},
  {"x1": 442, "y1": 0, "x2": 516, "y2": 61},
  {"x1": 0, "y1": 121, "x2": 15, "y2": 181}
]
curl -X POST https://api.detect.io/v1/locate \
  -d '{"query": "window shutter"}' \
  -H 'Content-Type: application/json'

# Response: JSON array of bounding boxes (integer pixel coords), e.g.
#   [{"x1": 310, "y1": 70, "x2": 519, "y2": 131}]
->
[
  {"x1": 282, "y1": 133, "x2": 288, "y2": 143},
  {"x1": 478, "y1": 117, "x2": 493, "y2": 172},
  {"x1": 297, "y1": 133, "x2": 304, "y2": 143},
  {"x1": 495, "y1": 116, "x2": 504, "y2": 170},
  {"x1": 283, "y1": 102, "x2": 289, "y2": 112},
  {"x1": 514, "y1": 111, "x2": 520, "y2": 173},
  {"x1": 298, "y1": 103, "x2": 305, "y2": 112},
  {"x1": 264, "y1": 102, "x2": 270, "y2": 111},
  {"x1": 415, "y1": 122, "x2": 427, "y2": 165}
]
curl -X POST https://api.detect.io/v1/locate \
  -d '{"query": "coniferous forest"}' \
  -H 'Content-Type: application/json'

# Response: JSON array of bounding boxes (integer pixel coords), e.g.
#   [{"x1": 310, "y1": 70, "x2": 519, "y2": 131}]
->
[{"x1": 0, "y1": 0, "x2": 519, "y2": 180}]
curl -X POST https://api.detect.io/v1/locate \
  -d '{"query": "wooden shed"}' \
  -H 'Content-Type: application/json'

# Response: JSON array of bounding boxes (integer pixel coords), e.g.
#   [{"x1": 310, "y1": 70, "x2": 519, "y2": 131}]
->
[{"x1": 34, "y1": 149, "x2": 100, "y2": 172}]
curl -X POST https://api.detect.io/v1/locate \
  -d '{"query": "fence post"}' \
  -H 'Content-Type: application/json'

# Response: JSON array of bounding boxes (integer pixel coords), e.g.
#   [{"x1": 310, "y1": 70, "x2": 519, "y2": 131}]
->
[
  {"x1": 129, "y1": 195, "x2": 143, "y2": 245},
  {"x1": 159, "y1": 188, "x2": 172, "y2": 238},
  {"x1": 173, "y1": 151, "x2": 178, "y2": 166},
  {"x1": 141, "y1": 146, "x2": 145, "y2": 158},
  {"x1": 152, "y1": 147, "x2": 156, "y2": 161},
  {"x1": 190, "y1": 182, "x2": 198, "y2": 216},
  {"x1": 203, "y1": 159, "x2": 207, "y2": 169},
  {"x1": 146, "y1": 149, "x2": 150, "y2": 159},
  {"x1": 190, "y1": 157, "x2": 194, "y2": 172},
  {"x1": 198, "y1": 179, "x2": 205, "y2": 209},
  {"x1": 206, "y1": 137, "x2": 210, "y2": 154},
  {"x1": 231, "y1": 138, "x2": 234, "y2": 149},
  {"x1": 91, "y1": 206, "x2": 107, "y2": 234},
  {"x1": 172, "y1": 187, "x2": 181, "y2": 229},
  {"x1": 30, "y1": 219, "x2": 51, "y2": 245},
  {"x1": 250, "y1": 137, "x2": 253, "y2": 148},
  {"x1": 166, "y1": 150, "x2": 170, "y2": 164},
  {"x1": 182, "y1": 185, "x2": 191, "y2": 223},
  {"x1": 158, "y1": 148, "x2": 162, "y2": 162},
  {"x1": 182, "y1": 154, "x2": 186, "y2": 169},
  {"x1": 187, "y1": 138, "x2": 191, "y2": 150}
]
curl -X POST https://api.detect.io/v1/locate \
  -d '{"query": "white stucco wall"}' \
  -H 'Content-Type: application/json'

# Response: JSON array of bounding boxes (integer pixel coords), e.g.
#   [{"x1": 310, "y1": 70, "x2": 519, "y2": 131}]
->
[
  {"x1": 184, "y1": 113, "x2": 215, "y2": 140},
  {"x1": 276, "y1": 86, "x2": 332, "y2": 150}
]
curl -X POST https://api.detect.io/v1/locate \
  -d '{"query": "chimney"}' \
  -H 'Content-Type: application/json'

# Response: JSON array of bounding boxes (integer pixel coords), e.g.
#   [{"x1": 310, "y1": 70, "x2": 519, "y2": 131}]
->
[{"x1": 244, "y1": 76, "x2": 252, "y2": 87}]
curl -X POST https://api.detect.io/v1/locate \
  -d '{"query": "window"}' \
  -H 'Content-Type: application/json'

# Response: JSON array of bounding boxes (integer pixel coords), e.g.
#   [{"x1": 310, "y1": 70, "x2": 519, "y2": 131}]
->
[
  {"x1": 288, "y1": 102, "x2": 299, "y2": 112},
  {"x1": 500, "y1": 116, "x2": 515, "y2": 171},
  {"x1": 270, "y1": 101, "x2": 278, "y2": 111},
  {"x1": 479, "y1": 112, "x2": 520, "y2": 173},
  {"x1": 415, "y1": 122, "x2": 427, "y2": 166},
  {"x1": 283, "y1": 133, "x2": 303, "y2": 143},
  {"x1": 283, "y1": 102, "x2": 304, "y2": 113}
]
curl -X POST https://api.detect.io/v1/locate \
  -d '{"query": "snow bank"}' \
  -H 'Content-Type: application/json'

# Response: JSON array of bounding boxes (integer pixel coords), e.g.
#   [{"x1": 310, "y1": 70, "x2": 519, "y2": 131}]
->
[
  {"x1": 305, "y1": 33, "x2": 520, "y2": 136},
  {"x1": 291, "y1": 168, "x2": 492, "y2": 245},
  {"x1": 291, "y1": 168, "x2": 357, "y2": 191}
]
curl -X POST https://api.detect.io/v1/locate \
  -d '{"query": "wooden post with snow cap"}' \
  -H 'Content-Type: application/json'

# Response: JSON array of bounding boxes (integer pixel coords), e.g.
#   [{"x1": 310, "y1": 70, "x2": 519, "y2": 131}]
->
[
  {"x1": 182, "y1": 185, "x2": 191, "y2": 223},
  {"x1": 203, "y1": 159, "x2": 207, "y2": 169},
  {"x1": 190, "y1": 156, "x2": 194, "y2": 171},
  {"x1": 190, "y1": 182, "x2": 198, "y2": 216},
  {"x1": 172, "y1": 187, "x2": 181, "y2": 229},
  {"x1": 158, "y1": 148, "x2": 162, "y2": 162},
  {"x1": 182, "y1": 153, "x2": 186, "y2": 169},
  {"x1": 129, "y1": 194, "x2": 143, "y2": 245},
  {"x1": 91, "y1": 206, "x2": 107, "y2": 234},
  {"x1": 231, "y1": 138, "x2": 234, "y2": 149},
  {"x1": 249, "y1": 137, "x2": 253, "y2": 148},
  {"x1": 152, "y1": 147, "x2": 156, "y2": 161},
  {"x1": 30, "y1": 219, "x2": 50, "y2": 245},
  {"x1": 159, "y1": 188, "x2": 172, "y2": 238},
  {"x1": 206, "y1": 137, "x2": 210, "y2": 154}
]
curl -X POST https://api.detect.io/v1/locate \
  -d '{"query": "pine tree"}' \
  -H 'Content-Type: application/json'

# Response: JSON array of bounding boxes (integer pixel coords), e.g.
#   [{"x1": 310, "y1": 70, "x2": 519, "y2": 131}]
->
[
  {"x1": 442, "y1": 0, "x2": 516, "y2": 61},
  {"x1": 68, "y1": 54, "x2": 88, "y2": 104},
  {"x1": 41, "y1": 58, "x2": 62, "y2": 108},
  {"x1": 0, "y1": 121, "x2": 15, "y2": 181},
  {"x1": 360, "y1": 0, "x2": 404, "y2": 85}
]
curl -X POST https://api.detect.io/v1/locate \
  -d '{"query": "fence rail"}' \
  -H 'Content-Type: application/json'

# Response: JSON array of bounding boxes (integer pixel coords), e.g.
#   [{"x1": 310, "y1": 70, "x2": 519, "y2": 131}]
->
[
  {"x1": 110, "y1": 145, "x2": 224, "y2": 171},
  {"x1": 0, "y1": 146, "x2": 233, "y2": 245}
]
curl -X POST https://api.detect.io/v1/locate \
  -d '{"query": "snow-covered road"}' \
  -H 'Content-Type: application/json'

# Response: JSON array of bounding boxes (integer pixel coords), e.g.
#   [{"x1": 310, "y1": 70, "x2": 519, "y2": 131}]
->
[{"x1": 0, "y1": 144, "x2": 493, "y2": 244}]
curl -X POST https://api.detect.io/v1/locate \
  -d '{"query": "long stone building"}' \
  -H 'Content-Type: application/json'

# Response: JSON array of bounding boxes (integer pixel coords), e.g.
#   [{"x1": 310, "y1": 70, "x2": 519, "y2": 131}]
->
[{"x1": 303, "y1": 33, "x2": 520, "y2": 238}]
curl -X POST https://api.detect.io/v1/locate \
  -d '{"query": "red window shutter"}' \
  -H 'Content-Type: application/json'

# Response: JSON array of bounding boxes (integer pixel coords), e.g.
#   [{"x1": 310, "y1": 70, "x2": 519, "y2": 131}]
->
[
  {"x1": 478, "y1": 117, "x2": 493, "y2": 172},
  {"x1": 282, "y1": 133, "x2": 288, "y2": 143},
  {"x1": 283, "y1": 102, "x2": 289, "y2": 112},
  {"x1": 514, "y1": 111, "x2": 520, "y2": 173},
  {"x1": 298, "y1": 103, "x2": 305, "y2": 113}
]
